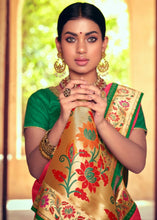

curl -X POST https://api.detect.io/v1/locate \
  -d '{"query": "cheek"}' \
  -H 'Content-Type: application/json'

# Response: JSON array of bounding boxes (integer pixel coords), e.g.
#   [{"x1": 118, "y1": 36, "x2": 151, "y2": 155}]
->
[
  {"x1": 62, "y1": 53, "x2": 72, "y2": 65},
  {"x1": 62, "y1": 46, "x2": 74, "y2": 63},
  {"x1": 90, "y1": 44, "x2": 102, "y2": 56},
  {"x1": 91, "y1": 47, "x2": 102, "y2": 63}
]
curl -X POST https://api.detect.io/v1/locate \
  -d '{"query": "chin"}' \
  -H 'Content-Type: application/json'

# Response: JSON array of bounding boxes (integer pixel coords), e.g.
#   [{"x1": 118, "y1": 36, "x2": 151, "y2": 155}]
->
[{"x1": 69, "y1": 68, "x2": 96, "y2": 76}]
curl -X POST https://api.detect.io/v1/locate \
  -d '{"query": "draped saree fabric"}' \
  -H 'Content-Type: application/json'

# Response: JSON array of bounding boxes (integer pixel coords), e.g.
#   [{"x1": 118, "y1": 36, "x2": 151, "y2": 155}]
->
[{"x1": 28, "y1": 83, "x2": 144, "y2": 220}]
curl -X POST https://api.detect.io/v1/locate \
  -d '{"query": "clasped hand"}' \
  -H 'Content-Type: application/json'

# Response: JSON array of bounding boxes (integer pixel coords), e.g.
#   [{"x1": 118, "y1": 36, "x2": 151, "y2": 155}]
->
[{"x1": 59, "y1": 79, "x2": 107, "y2": 126}]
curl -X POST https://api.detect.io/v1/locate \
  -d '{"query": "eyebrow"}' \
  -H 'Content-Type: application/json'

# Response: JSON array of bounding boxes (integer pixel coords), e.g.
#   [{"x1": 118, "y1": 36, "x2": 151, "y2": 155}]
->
[{"x1": 64, "y1": 31, "x2": 99, "y2": 36}]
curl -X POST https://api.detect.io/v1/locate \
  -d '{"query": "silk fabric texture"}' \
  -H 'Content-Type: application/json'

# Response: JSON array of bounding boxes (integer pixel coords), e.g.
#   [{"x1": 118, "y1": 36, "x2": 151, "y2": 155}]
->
[{"x1": 32, "y1": 83, "x2": 142, "y2": 220}]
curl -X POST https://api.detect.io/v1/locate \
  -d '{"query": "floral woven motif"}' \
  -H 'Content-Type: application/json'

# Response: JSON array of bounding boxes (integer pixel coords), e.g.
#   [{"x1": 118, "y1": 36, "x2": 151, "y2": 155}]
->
[
  {"x1": 32, "y1": 84, "x2": 143, "y2": 220},
  {"x1": 106, "y1": 85, "x2": 142, "y2": 136}
]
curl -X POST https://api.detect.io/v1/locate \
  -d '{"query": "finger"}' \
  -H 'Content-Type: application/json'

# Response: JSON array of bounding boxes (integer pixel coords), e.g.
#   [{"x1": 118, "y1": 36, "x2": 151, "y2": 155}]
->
[
  {"x1": 59, "y1": 87, "x2": 94, "y2": 100},
  {"x1": 87, "y1": 93, "x2": 107, "y2": 105},
  {"x1": 63, "y1": 100, "x2": 92, "y2": 110},
  {"x1": 60, "y1": 80, "x2": 89, "y2": 99},
  {"x1": 61, "y1": 94, "x2": 93, "y2": 103},
  {"x1": 79, "y1": 100, "x2": 98, "y2": 111},
  {"x1": 80, "y1": 84, "x2": 101, "y2": 95},
  {"x1": 89, "y1": 89, "x2": 107, "y2": 103},
  {"x1": 66, "y1": 79, "x2": 88, "y2": 89},
  {"x1": 72, "y1": 87, "x2": 94, "y2": 95}
]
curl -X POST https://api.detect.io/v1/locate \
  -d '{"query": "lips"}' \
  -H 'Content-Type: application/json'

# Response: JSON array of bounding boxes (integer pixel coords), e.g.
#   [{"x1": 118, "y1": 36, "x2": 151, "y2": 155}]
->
[{"x1": 75, "y1": 58, "x2": 89, "y2": 66}]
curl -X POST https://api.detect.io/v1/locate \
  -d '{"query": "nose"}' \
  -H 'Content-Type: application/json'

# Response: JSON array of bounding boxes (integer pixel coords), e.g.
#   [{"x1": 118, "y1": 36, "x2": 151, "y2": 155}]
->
[{"x1": 76, "y1": 39, "x2": 87, "y2": 54}]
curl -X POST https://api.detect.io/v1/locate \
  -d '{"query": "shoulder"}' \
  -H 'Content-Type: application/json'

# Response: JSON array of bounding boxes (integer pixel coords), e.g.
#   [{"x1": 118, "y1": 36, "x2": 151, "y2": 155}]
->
[
  {"x1": 29, "y1": 87, "x2": 53, "y2": 98},
  {"x1": 28, "y1": 87, "x2": 59, "y2": 104},
  {"x1": 106, "y1": 82, "x2": 143, "y2": 94},
  {"x1": 106, "y1": 83, "x2": 144, "y2": 108}
]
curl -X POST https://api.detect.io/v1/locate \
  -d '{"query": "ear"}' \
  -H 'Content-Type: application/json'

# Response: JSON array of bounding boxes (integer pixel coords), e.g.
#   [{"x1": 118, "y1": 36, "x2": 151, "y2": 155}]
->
[
  {"x1": 55, "y1": 37, "x2": 62, "y2": 52},
  {"x1": 102, "y1": 36, "x2": 109, "y2": 53}
]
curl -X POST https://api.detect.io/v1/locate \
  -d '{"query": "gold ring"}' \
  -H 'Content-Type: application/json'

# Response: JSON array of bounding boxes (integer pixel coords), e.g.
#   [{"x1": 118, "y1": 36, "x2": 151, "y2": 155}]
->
[
  {"x1": 100, "y1": 90, "x2": 106, "y2": 99},
  {"x1": 63, "y1": 88, "x2": 71, "y2": 97}
]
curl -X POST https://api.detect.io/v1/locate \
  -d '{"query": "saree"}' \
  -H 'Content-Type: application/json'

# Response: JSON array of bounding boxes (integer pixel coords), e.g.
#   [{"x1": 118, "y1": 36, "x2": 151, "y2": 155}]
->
[{"x1": 32, "y1": 83, "x2": 143, "y2": 220}]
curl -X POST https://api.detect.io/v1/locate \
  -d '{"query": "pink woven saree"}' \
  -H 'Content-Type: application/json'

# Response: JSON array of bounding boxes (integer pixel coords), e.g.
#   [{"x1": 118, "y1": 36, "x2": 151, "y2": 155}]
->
[{"x1": 32, "y1": 83, "x2": 142, "y2": 220}]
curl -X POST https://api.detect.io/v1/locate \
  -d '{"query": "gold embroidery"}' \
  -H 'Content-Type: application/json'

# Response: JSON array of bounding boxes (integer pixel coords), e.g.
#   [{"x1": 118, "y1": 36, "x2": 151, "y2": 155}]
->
[
  {"x1": 32, "y1": 84, "x2": 142, "y2": 220},
  {"x1": 106, "y1": 85, "x2": 142, "y2": 136}
]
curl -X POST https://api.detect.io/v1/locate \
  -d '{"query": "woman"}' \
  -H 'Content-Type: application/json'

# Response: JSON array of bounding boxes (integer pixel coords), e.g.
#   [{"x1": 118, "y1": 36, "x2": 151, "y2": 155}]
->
[{"x1": 24, "y1": 2, "x2": 147, "y2": 219}]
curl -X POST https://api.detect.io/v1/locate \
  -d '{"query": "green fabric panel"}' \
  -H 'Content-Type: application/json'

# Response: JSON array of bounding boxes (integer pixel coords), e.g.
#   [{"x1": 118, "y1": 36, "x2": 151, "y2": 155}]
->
[
  {"x1": 134, "y1": 105, "x2": 147, "y2": 131},
  {"x1": 104, "y1": 83, "x2": 125, "y2": 190},
  {"x1": 35, "y1": 216, "x2": 43, "y2": 220},
  {"x1": 111, "y1": 161, "x2": 122, "y2": 189},
  {"x1": 24, "y1": 88, "x2": 60, "y2": 131},
  {"x1": 126, "y1": 92, "x2": 143, "y2": 138},
  {"x1": 31, "y1": 206, "x2": 37, "y2": 212},
  {"x1": 107, "y1": 83, "x2": 146, "y2": 189},
  {"x1": 104, "y1": 83, "x2": 118, "y2": 117},
  {"x1": 24, "y1": 84, "x2": 146, "y2": 131},
  {"x1": 123, "y1": 203, "x2": 136, "y2": 220}
]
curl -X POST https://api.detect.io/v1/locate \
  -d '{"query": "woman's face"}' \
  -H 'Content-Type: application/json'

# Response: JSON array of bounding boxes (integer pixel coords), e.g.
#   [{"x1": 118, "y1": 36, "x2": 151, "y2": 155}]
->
[{"x1": 56, "y1": 18, "x2": 108, "y2": 78}]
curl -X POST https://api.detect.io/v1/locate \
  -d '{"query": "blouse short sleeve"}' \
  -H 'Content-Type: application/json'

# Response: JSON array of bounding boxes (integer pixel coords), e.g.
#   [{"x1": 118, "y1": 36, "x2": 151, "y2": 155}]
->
[
  {"x1": 24, "y1": 88, "x2": 60, "y2": 130},
  {"x1": 134, "y1": 106, "x2": 147, "y2": 132}
]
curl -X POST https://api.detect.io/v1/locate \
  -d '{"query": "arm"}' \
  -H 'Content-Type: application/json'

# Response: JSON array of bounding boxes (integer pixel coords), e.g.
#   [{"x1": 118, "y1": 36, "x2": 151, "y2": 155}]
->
[
  {"x1": 24, "y1": 79, "x2": 94, "y2": 179},
  {"x1": 24, "y1": 116, "x2": 66, "y2": 179},
  {"x1": 96, "y1": 121, "x2": 147, "y2": 173},
  {"x1": 80, "y1": 83, "x2": 147, "y2": 173}
]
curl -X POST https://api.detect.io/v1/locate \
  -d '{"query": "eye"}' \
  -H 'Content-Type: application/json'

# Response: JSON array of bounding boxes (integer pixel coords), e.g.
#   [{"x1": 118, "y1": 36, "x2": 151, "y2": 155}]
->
[
  {"x1": 66, "y1": 37, "x2": 76, "y2": 43},
  {"x1": 87, "y1": 36, "x2": 97, "y2": 43}
]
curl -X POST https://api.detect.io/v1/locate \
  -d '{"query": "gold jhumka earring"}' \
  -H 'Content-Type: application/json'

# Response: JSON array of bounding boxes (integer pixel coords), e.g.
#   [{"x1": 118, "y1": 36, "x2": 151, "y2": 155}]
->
[
  {"x1": 96, "y1": 52, "x2": 109, "y2": 76},
  {"x1": 54, "y1": 52, "x2": 66, "y2": 77}
]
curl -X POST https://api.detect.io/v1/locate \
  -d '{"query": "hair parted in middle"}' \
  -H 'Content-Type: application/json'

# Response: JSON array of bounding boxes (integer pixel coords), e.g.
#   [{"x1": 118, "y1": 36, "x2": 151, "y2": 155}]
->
[{"x1": 57, "y1": 2, "x2": 106, "y2": 42}]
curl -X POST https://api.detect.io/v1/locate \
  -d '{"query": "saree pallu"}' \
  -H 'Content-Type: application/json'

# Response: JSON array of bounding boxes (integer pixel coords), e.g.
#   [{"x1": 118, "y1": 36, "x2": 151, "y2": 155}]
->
[{"x1": 32, "y1": 83, "x2": 142, "y2": 220}]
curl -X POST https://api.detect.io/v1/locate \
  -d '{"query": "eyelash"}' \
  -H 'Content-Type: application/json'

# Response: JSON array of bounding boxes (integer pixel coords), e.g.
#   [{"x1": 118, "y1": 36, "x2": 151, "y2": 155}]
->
[
  {"x1": 65, "y1": 36, "x2": 98, "y2": 43},
  {"x1": 88, "y1": 37, "x2": 97, "y2": 42},
  {"x1": 66, "y1": 37, "x2": 75, "y2": 43}
]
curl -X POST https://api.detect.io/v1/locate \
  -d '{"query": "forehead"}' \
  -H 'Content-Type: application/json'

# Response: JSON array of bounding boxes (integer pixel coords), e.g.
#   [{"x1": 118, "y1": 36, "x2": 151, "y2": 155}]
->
[{"x1": 62, "y1": 18, "x2": 101, "y2": 34}]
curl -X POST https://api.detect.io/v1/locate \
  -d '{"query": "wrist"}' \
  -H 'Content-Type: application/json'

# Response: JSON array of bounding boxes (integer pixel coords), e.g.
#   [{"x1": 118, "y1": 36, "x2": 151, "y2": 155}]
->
[
  {"x1": 39, "y1": 130, "x2": 56, "y2": 160},
  {"x1": 47, "y1": 116, "x2": 67, "y2": 146},
  {"x1": 58, "y1": 114, "x2": 69, "y2": 128},
  {"x1": 96, "y1": 118, "x2": 108, "y2": 131}
]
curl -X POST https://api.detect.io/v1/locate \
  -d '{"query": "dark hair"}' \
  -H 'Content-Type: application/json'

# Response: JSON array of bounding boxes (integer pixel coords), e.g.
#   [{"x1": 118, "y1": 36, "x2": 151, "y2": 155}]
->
[{"x1": 57, "y1": 2, "x2": 106, "y2": 41}]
